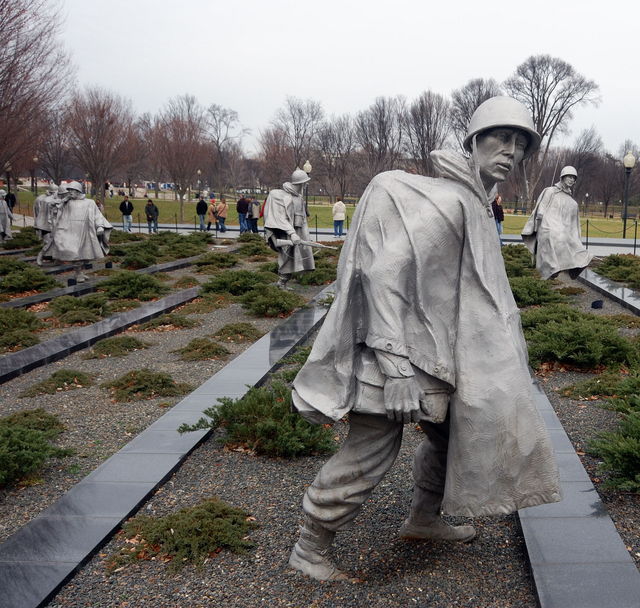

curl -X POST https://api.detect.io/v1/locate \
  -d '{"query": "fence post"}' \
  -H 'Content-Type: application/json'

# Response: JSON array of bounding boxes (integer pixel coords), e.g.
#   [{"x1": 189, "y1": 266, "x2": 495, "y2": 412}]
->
[
  {"x1": 175, "y1": 213, "x2": 178, "y2": 233},
  {"x1": 634, "y1": 221, "x2": 638, "y2": 256},
  {"x1": 137, "y1": 213, "x2": 141, "y2": 233},
  {"x1": 585, "y1": 219, "x2": 589, "y2": 250},
  {"x1": 346, "y1": 213, "x2": 349, "y2": 231},
  {"x1": 194, "y1": 215, "x2": 197, "y2": 232},
  {"x1": 315, "y1": 215, "x2": 318, "y2": 240}
]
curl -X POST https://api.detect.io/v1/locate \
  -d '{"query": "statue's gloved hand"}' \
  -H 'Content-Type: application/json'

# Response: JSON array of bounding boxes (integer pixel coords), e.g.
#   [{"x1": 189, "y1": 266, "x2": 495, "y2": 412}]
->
[
  {"x1": 289, "y1": 232, "x2": 301, "y2": 245},
  {"x1": 383, "y1": 376, "x2": 422, "y2": 424},
  {"x1": 96, "y1": 227, "x2": 104, "y2": 235}
]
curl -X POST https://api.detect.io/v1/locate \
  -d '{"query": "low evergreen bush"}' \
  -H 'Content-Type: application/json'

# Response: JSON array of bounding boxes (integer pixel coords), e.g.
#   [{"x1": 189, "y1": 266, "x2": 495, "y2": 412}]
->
[
  {"x1": 0, "y1": 258, "x2": 29, "y2": 275},
  {"x1": 509, "y1": 276, "x2": 565, "y2": 307},
  {"x1": 596, "y1": 254, "x2": 640, "y2": 289},
  {"x1": 0, "y1": 409, "x2": 71, "y2": 486},
  {"x1": 109, "y1": 497, "x2": 257, "y2": 572},
  {"x1": 173, "y1": 276, "x2": 199, "y2": 288},
  {"x1": 562, "y1": 371, "x2": 640, "y2": 400},
  {"x1": 99, "y1": 271, "x2": 169, "y2": 300},
  {"x1": 1, "y1": 227, "x2": 41, "y2": 249},
  {"x1": 20, "y1": 370, "x2": 93, "y2": 397},
  {"x1": 110, "y1": 231, "x2": 146, "y2": 243},
  {"x1": 102, "y1": 369, "x2": 192, "y2": 402},
  {"x1": 0, "y1": 329, "x2": 40, "y2": 352},
  {"x1": 172, "y1": 338, "x2": 230, "y2": 361},
  {"x1": 257, "y1": 262, "x2": 279, "y2": 274},
  {"x1": 200, "y1": 270, "x2": 273, "y2": 296},
  {"x1": 520, "y1": 303, "x2": 587, "y2": 330},
  {"x1": 194, "y1": 252, "x2": 237, "y2": 269},
  {"x1": 58, "y1": 309, "x2": 101, "y2": 325},
  {"x1": 49, "y1": 294, "x2": 110, "y2": 318},
  {"x1": 84, "y1": 336, "x2": 149, "y2": 359},
  {"x1": 0, "y1": 308, "x2": 43, "y2": 333},
  {"x1": 213, "y1": 322, "x2": 262, "y2": 343},
  {"x1": 135, "y1": 313, "x2": 199, "y2": 330},
  {"x1": 296, "y1": 265, "x2": 337, "y2": 286},
  {"x1": 121, "y1": 240, "x2": 160, "y2": 269},
  {"x1": 589, "y1": 410, "x2": 640, "y2": 492},
  {"x1": 179, "y1": 381, "x2": 335, "y2": 458},
  {"x1": 239, "y1": 285, "x2": 305, "y2": 317},
  {"x1": 501, "y1": 244, "x2": 536, "y2": 278},
  {"x1": 0, "y1": 267, "x2": 60, "y2": 293}
]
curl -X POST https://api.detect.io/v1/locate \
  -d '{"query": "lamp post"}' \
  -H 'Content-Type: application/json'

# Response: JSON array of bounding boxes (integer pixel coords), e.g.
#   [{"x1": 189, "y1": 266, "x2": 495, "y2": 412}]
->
[
  {"x1": 302, "y1": 159, "x2": 312, "y2": 213},
  {"x1": 196, "y1": 169, "x2": 201, "y2": 199},
  {"x1": 623, "y1": 151, "x2": 636, "y2": 238},
  {"x1": 31, "y1": 156, "x2": 39, "y2": 193}
]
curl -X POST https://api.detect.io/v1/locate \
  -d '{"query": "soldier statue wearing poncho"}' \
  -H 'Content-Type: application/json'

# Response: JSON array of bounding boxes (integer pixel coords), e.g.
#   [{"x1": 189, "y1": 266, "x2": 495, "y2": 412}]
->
[{"x1": 288, "y1": 97, "x2": 562, "y2": 582}]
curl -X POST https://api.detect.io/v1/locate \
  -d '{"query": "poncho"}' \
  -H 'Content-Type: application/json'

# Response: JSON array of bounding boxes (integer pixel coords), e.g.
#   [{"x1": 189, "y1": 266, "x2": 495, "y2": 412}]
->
[
  {"x1": 292, "y1": 150, "x2": 561, "y2": 517},
  {"x1": 43, "y1": 196, "x2": 112, "y2": 261},
  {"x1": 521, "y1": 182, "x2": 592, "y2": 279}
]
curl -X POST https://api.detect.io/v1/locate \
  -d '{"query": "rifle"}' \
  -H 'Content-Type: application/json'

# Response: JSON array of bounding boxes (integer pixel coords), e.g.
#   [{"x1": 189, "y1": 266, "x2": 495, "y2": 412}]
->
[{"x1": 274, "y1": 239, "x2": 338, "y2": 251}]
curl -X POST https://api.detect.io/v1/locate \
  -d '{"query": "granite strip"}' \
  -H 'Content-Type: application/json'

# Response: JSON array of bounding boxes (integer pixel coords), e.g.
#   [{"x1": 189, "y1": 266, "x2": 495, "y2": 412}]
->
[
  {"x1": 578, "y1": 268, "x2": 640, "y2": 315},
  {"x1": 0, "y1": 287, "x2": 200, "y2": 383},
  {"x1": 519, "y1": 380, "x2": 640, "y2": 608}
]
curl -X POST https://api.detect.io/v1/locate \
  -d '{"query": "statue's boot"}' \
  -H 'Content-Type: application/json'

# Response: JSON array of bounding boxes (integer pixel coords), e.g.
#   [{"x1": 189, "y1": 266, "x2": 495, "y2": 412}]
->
[
  {"x1": 288, "y1": 517, "x2": 349, "y2": 581},
  {"x1": 399, "y1": 487, "x2": 475, "y2": 542},
  {"x1": 276, "y1": 273, "x2": 292, "y2": 291},
  {"x1": 74, "y1": 267, "x2": 89, "y2": 283}
]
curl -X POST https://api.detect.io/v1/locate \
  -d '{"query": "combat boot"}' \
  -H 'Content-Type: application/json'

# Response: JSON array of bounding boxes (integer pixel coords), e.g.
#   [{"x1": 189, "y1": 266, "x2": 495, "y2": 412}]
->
[
  {"x1": 289, "y1": 517, "x2": 349, "y2": 581},
  {"x1": 399, "y1": 486, "x2": 476, "y2": 542}
]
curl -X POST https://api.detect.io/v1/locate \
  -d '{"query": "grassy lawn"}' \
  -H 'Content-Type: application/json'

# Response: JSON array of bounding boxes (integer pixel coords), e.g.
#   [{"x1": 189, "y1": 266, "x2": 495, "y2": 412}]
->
[{"x1": 11, "y1": 189, "x2": 638, "y2": 237}]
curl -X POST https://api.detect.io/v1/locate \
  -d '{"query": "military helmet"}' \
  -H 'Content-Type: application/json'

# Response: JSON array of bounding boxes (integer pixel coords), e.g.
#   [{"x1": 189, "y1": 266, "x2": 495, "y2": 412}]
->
[
  {"x1": 0, "y1": 189, "x2": 6, "y2": 197},
  {"x1": 46, "y1": 183, "x2": 58, "y2": 193},
  {"x1": 560, "y1": 165, "x2": 578, "y2": 178},
  {"x1": 290, "y1": 168, "x2": 311, "y2": 185},
  {"x1": 464, "y1": 96, "x2": 541, "y2": 159},
  {"x1": 65, "y1": 181, "x2": 83, "y2": 192},
  {"x1": 58, "y1": 184, "x2": 68, "y2": 195}
]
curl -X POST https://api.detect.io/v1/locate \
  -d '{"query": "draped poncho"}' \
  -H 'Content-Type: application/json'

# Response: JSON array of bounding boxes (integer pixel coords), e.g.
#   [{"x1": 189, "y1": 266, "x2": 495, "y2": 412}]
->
[{"x1": 292, "y1": 150, "x2": 561, "y2": 517}]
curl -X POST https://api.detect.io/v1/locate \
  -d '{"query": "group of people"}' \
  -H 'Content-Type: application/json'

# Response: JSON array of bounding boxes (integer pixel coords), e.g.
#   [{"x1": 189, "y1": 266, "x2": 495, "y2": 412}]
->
[
  {"x1": 119, "y1": 197, "x2": 160, "y2": 234},
  {"x1": 197, "y1": 196, "x2": 229, "y2": 232},
  {"x1": 236, "y1": 195, "x2": 261, "y2": 234},
  {"x1": 32, "y1": 181, "x2": 112, "y2": 281}
]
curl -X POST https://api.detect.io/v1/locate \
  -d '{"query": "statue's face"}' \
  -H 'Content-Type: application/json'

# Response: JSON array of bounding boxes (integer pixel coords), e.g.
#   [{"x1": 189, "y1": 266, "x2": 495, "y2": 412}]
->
[
  {"x1": 475, "y1": 127, "x2": 528, "y2": 186},
  {"x1": 562, "y1": 175, "x2": 576, "y2": 188},
  {"x1": 67, "y1": 189, "x2": 82, "y2": 200}
]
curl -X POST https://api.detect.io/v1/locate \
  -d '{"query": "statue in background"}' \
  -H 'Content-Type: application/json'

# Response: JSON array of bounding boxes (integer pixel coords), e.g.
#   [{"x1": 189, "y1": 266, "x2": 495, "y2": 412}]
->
[
  {"x1": 42, "y1": 181, "x2": 112, "y2": 282},
  {"x1": 0, "y1": 189, "x2": 13, "y2": 243},
  {"x1": 263, "y1": 169, "x2": 315, "y2": 290},
  {"x1": 34, "y1": 183, "x2": 59, "y2": 265},
  {"x1": 521, "y1": 165, "x2": 592, "y2": 279},
  {"x1": 288, "y1": 97, "x2": 561, "y2": 581}
]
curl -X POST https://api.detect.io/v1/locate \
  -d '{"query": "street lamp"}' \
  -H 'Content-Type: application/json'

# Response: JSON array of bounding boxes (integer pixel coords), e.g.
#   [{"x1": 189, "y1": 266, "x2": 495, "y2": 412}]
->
[
  {"x1": 31, "y1": 156, "x2": 39, "y2": 193},
  {"x1": 196, "y1": 169, "x2": 202, "y2": 199},
  {"x1": 623, "y1": 151, "x2": 636, "y2": 238},
  {"x1": 302, "y1": 159, "x2": 312, "y2": 211}
]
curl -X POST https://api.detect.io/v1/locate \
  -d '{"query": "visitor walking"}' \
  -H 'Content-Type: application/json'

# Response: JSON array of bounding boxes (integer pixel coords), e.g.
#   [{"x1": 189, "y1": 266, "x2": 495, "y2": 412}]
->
[
  {"x1": 491, "y1": 194, "x2": 504, "y2": 244},
  {"x1": 216, "y1": 197, "x2": 228, "y2": 232},
  {"x1": 207, "y1": 197, "x2": 217, "y2": 231},
  {"x1": 332, "y1": 199, "x2": 346, "y2": 237},
  {"x1": 196, "y1": 196, "x2": 208, "y2": 231},
  {"x1": 119, "y1": 196, "x2": 134, "y2": 232},
  {"x1": 145, "y1": 199, "x2": 159, "y2": 233},
  {"x1": 247, "y1": 197, "x2": 261, "y2": 233}
]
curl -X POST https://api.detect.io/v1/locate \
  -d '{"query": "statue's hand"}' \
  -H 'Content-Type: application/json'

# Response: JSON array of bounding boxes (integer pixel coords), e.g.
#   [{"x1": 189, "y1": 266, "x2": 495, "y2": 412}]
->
[
  {"x1": 419, "y1": 392, "x2": 449, "y2": 424},
  {"x1": 96, "y1": 227, "x2": 104, "y2": 235},
  {"x1": 384, "y1": 376, "x2": 422, "y2": 424},
  {"x1": 289, "y1": 232, "x2": 301, "y2": 245}
]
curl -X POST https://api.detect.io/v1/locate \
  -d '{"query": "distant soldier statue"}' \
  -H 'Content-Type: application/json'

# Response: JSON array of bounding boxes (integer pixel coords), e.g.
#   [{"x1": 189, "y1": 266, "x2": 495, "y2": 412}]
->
[
  {"x1": 34, "y1": 183, "x2": 59, "y2": 265},
  {"x1": 263, "y1": 169, "x2": 315, "y2": 289}
]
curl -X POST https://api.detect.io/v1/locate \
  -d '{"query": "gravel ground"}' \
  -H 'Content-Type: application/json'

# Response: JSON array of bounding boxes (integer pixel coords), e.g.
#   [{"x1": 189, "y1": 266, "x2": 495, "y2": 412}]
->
[{"x1": 0, "y1": 252, "x2": 324, "y2": 544}]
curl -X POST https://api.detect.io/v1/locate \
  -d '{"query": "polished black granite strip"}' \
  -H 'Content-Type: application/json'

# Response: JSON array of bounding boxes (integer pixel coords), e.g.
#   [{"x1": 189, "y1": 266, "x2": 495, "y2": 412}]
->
[
  {"x1": 578, "y1": 268, "x2": 640, "y2": 315},
  {"x1": 519, "y1": 379, "x2": 640, "y2": 608},
  {"x1": 0, "y1": 287, "x2": 199, "y2": 383},
  {"x1": 0, "y1": 286, "x2": 333, "y2": 608}
]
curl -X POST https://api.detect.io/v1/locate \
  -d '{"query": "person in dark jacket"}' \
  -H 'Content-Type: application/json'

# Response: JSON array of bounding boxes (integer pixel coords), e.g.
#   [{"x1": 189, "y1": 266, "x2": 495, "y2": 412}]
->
[
  {"x1": 491, "y1": 194, "x2": 505, "y2": 244},
  {"x1": 119, "y1": 196, "x2": 134, "y2": 232},
  {"x1": 236, "y1": 196, "x2": 250, "y2": 233},
  {"x1": 196, "y1": 197, "x2": 208, "y2": 231},
  {"x1": 145, "y1": 199, "x2": 159, "y2": 233}
]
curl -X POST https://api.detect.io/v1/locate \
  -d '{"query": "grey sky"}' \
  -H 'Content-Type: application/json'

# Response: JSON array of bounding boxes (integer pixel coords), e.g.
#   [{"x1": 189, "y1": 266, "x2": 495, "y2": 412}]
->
[{"x1": 61, "y1": 0, "x2": 638, "y2": 157}]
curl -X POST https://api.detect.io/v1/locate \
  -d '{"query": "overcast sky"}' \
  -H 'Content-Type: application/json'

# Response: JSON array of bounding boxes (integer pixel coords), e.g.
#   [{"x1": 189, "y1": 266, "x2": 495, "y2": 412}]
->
[{"x1": 61, "y1": 0, "x2": 638, "y2": 158}]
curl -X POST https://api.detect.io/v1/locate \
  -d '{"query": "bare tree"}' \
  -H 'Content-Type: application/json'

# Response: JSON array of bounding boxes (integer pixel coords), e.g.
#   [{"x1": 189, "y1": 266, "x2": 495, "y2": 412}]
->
[
  {"x1": 206, "y1": 104, "x2": 248, "y2": 192},
  {"x1": 404, "y1": 91, "x2": 451, "y2": 176},
  {"x1": 155, "y1": 95, "x2": 207, "y2": 220},
  {"x1": 0, "y1": 0, "x2": 74, "y2": 184},
  {"x1": 564, "y1": 127, "x2": 603, "y2": 201},
  {"x1": 137, "y1": 112, "x2": 165, "y2": 199},
  {"x1": 504, "y1": 55, "x2": 600, "y2": 201},
  {"x1": 355, "y1": 96, "x2": 405, "y2": 182},
  {"x1": 67, "y1": 87, "x2": 135, "y2": 207},
  {"x1": 450, "y1": 78, "x2": 501, "y2": 149},
  {"x1": 258, "y1": 125, "x2": 293, "y2": 188},
  {"x1": 314, "y1": 114, "x2": 357, "y2": 201},
  {"x1": 38, "y1": 108, "x2": 73, "y2": 184},
  {"x1": 595, "y1": 153, "x2": 622, "y2": 218},
  {"x1": 273, "y1": 97, "x2": 324, "y2": 169}
]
